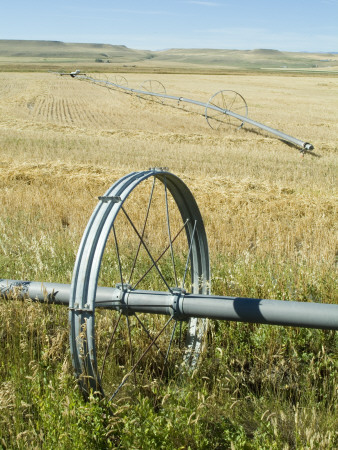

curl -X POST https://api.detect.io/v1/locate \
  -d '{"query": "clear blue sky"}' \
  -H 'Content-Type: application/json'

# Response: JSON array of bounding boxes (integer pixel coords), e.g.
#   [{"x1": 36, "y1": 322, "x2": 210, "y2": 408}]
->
[{"x1": 1, "y1": 0, "x2": 337, "y2": 52}]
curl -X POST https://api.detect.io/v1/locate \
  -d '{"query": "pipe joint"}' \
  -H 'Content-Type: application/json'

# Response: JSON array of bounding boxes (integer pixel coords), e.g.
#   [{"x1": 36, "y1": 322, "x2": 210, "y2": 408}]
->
[
  {"x1": 116, "y1": 283, "x2": 134, "y2": 315},
  {"x1": 171, "y1": 287, "x2": 188, "y2": 321}
]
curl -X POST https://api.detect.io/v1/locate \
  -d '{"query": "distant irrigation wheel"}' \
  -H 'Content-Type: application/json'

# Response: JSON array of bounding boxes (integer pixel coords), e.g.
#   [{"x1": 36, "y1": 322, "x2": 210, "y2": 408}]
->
[
  {"x1": 205, "y1": 90, "x2": 248, "y2": 130},
  {"x1": 102, "y1": 75, "x2": 128, "y2": 92},
  {"x1": 112, "y1": 75, "x2": 128, "y2": 88},
  {"x1": 69, "y1": 169, "x2": 210, "y2": 401},
  {"x1": 138, "y1": 80, "x2": 167, "y2": 104}
]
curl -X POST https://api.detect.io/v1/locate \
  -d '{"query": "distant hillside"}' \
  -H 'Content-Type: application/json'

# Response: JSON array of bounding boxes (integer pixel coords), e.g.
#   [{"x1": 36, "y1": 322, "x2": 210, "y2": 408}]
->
[
  {"x1": 0, "y1": 40, "x2": 337, "y2": 72},
  {"x1": 153, "y1": 48, "x2": 337, "y2": 69},
  {"x1": 0, "y1": 40, "x2": 149, "y2": 62}
]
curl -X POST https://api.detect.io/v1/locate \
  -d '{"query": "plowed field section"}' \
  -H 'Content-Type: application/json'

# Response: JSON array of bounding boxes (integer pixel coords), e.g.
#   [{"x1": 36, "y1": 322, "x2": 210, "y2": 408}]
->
[
  {"x1": 0, "y1": 74, "x2": 129, "y2": 130},
  {"x1": 27, "y1": 78, "x2": 118, "y2": 128}
]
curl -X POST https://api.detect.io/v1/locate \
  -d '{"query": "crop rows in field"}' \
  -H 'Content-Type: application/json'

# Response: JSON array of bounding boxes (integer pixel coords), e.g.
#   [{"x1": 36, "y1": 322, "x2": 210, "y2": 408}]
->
[
  {"x1": 26, "y1": 77, "x2": 117, "y2": 129},
  {"x1": 30, "y1": 93, "x2": 101, "y2": 127},
  {"x1": 0, "y1": 74, "x2": 126, "y2": 130}
]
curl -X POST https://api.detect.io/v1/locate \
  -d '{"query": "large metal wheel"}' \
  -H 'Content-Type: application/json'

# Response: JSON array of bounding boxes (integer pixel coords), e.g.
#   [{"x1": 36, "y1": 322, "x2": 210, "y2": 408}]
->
[
  {"x1": 69, "y1": 169, "x2": 210, "y2": 401},
  {"x1": 103, "y1": 75, "x2": 129, "y2": 96},
  {"x1": 97, "y1": 75, "x2": 129, "y2": 92},
  {"x1": 138, "y1": 80, "x2": 167, "y2": 104},
  {"x1": 112, "y1": 75, "x2": 128, "y2": 88},
  {"x1": 205, "y1": 90, "x2": 248, "y2": 130}
]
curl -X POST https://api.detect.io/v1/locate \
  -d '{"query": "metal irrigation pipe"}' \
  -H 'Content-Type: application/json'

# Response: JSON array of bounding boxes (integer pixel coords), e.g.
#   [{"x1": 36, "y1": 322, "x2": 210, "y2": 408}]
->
[
  {"x1": 73, "y1": 74, "x2": 314, "y2": 151},
  {"x1": 1, "y1": 279, "x2": 337, "y2": 331}
]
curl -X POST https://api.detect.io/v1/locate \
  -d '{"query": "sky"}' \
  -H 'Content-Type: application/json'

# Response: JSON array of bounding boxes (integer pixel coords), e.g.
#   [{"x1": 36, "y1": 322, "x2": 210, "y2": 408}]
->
[{"x1": 1, "y1": 0, "x2": 338, "y2": 53}]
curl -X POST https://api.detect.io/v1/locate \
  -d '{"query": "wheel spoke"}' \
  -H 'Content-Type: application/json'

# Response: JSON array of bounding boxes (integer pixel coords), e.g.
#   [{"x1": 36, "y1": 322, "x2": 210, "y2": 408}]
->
[
  {"x1": 122, "y1": 206, "x2": 173, "y2": 292},
  {"x1": 100, "y1": 311, "x2": 122, "y2": 382},
  {"x1": 178, "y1": 321, "x2": 183, "y2": 349},
  {"x1": 210, "y1": 111, "x2": 226, "y2": 119},
  {"x1": 108, "y1": 316, "x2": 174, "y2": 401},
  {"x1": 134, "y1": 313, "x2": 167, "y2": 360},
  {"x1": 128, "y1": 177, "x2": 156, "y2": 284},
  {"x1": 132, "y1": 219, "x2": 189, "y2": 290},
  {"x1": 228, "y1": 93, "x2": 238, "y2": 112},
  {"x1": 221, "y1": 93, "x2": 226, "y2": 110},
  {"x1": 208, "y1": 116, "x2": 225, "y2": 128},
  {"x1": 209, "y1": 101, "x2": 223, "y2": 111},
  {"x1": 112, "y1": 224, "x2": 124, "y2": 289},
  {"x1": 126, "y1": 313, "x2": 137, "y2": 384},
  {"x1": 161, "y1": 320, "x2": 178, "y2": 377}
]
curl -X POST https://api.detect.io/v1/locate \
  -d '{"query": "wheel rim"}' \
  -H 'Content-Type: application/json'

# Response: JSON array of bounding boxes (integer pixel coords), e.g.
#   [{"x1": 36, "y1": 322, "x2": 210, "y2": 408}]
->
[
  {"x1": 205, "y1": 90, "x2": 248, "y2": 130},
  {"x1": 69, "y1": 169, "x2": 210, "y2": 400}
]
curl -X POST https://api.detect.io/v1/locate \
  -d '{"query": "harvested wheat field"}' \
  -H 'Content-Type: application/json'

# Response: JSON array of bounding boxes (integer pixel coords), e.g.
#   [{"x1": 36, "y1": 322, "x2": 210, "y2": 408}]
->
[{"x1": 0, "y1": 71, "x2": 337, "y2": 448}]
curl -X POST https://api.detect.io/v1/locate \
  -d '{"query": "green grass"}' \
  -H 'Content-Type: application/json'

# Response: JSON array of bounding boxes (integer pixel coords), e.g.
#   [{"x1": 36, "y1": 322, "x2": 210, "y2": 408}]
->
[
  {"x1": 1, "y1": 298, "x2": 336, "y2": 448},
  {"x1": 0, "y1": 230, "x2": 336, "y2": 448}
]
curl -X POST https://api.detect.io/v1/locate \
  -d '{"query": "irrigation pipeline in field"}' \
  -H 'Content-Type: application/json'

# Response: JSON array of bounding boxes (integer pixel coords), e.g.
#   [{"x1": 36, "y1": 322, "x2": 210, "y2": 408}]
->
[{"x1": 54, "y1": 70, "x2": 314, "y2": 152}]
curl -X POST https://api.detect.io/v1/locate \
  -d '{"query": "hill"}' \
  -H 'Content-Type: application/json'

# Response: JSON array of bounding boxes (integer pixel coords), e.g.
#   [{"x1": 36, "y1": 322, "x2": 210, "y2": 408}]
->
[
  {"x1": 0, "y1": 40, "x2": 149, "y2": 62},
  {"x1": 0, "y1": 39, "x2": 337, "y2": 72}
]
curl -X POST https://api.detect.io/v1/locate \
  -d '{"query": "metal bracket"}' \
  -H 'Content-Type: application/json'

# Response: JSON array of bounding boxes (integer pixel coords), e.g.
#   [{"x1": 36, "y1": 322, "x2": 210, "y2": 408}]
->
[
  {"x1": 171, "y1": 287, "x2": 187, "y2": 320},
  {"x1": 148, "y1": 167, "x2": 169, "y2": 172},
  {"x1": 98, "y1": 195, "x2": 121, "y2": 203},
  {"x1": 69, "y1": 302, "x2": 94, "y2": 313},
  {"x1": 115, "y1": 283, "x2": 133, "y2": 315},
  {"x1": 98, "y1": 196, "x2": 121, "y2": 203}
]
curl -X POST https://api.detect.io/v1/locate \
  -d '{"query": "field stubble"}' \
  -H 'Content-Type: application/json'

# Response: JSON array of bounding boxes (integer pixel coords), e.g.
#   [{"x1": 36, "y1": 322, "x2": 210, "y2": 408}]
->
[{"x1": 0, "y1": 72, "x2": 337, "y2": 448}]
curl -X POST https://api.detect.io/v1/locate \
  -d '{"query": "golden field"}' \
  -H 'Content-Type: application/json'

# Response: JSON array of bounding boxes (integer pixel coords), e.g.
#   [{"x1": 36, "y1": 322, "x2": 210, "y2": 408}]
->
[
  {"x1": 0, "y1": 71, "x2": 337, "y2": 282},
  {"x1": 0, "y1": 70, "x2": 337, "y2": 448}
]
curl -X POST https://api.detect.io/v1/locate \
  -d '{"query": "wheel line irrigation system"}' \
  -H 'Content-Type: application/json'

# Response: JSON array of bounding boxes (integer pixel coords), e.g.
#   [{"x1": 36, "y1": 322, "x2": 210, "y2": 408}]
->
[
  {"x1": 0, "y1": 72, "x2": 328, "y2": 402},
  {"x1": 57, "y1": 70, "x2": 314, "y2": 153}
]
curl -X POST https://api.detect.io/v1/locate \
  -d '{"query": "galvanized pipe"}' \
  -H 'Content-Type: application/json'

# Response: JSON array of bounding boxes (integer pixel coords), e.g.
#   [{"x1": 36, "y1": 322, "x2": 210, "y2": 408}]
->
[
  {"x1": 0, "y1": 279, "x2": 117, "y2": 306},
  {"x1": 212, "y1": 108, "x2": 313, "y2": 151},
  {"x1": 178, "y1": 294, "x2": 338, "y2": 330},
  {"x1": 75, "y1": 75, "x2": 313, "y2": 151},
  {"x1": 1, "y1": 279, "x2": 337, "y2": 331}
]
